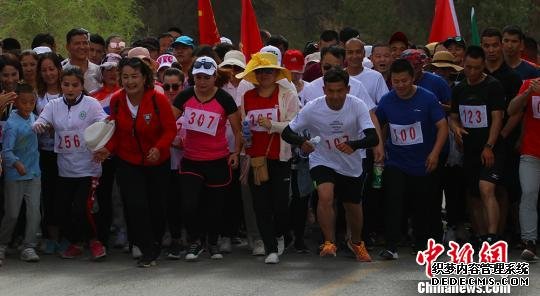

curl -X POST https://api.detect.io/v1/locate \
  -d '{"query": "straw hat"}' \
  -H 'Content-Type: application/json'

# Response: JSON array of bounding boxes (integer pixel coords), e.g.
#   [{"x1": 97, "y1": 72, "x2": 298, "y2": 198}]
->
[
  {"x1": 84, "y1": 120, "x2": 116, "y2": 152},
  {"x1": 430, "y1": 51, "x2": 463, "y2": 72},
  {"x1": 235, "y1": 52, "x2": 291, "y2": 85}
]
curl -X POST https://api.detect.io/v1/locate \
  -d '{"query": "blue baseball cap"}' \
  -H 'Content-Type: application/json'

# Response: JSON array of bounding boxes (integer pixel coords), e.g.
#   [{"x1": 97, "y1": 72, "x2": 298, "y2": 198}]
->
[{"x1": 172, "y1": 36, "x2": 195, "y2": 48}]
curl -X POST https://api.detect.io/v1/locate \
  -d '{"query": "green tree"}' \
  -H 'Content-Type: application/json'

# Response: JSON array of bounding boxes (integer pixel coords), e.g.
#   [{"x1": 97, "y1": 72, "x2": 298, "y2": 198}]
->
[{"x1": 0, "y1": 0, "x2": 143, "y2": 55}]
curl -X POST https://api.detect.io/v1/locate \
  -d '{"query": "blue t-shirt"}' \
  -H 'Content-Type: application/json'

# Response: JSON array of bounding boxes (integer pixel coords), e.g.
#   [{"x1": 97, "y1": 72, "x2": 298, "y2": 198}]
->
[
  {"x1": 513, "y1": 61, "x2": 540, "y2": 80},
  {"x1": 418, "y1": 72, "x2": 452, "y2": 104},
  {"x1": 376, "y1": 87, "x2": 446, "y2": 176}
]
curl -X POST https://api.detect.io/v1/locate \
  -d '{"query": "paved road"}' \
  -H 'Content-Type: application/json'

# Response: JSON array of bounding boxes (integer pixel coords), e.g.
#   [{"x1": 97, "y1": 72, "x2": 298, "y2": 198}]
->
[{"x1": 1, "y1": 242, "x2": 538, "y2": 296}]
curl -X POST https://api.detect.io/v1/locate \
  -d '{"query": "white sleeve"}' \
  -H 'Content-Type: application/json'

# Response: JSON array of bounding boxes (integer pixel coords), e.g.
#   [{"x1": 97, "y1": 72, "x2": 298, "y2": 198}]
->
[
  {"x1": 353, "y1": 81, "x2": 377, "y2": 110},
  {"x1": 91, "y1": 99, "x2": 108, "y2": 122},
  {"x1": 288, "y1": 104, "x2": 310, "y2": 133},
  {"x1": 35, "y1": 101, "x2": 54, "y2": 126},
  {"x1": 356, "y1": 100, "x2": 375, "y2": 131},
  {"x1": 375, "y1": 75, "x2": 389, "y2": 105}
]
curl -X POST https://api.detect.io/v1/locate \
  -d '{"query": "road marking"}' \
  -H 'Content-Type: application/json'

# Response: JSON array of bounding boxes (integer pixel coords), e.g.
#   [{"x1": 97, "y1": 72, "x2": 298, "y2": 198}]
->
[{"x1": 306, "y1": 261, "x2": 392, "y2": 296}]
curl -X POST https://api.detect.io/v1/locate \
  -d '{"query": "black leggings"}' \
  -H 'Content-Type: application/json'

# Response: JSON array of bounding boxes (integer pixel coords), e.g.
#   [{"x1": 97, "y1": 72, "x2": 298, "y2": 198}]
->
[
  {"x1": 167, "y1": 170, "x2": 183, "y2": 239},
  {"x1": 221, "y1": 167, "x2": 243, "y2": 238},
  {"x1": 56, "y1": 176, "x2": 98, "y2": 244},
  {"x1": 39, "y1": 150, "x2": 59, "y2": 234},
  {"x1": 249, "y1": 159, "x2": 290, "y2": 254},
  {"x1": 95, "y1": 157, "x2": 116, "y2": 247},
  {"x1": 116, "y1": 159, "x2": 168, "y2": 259}
]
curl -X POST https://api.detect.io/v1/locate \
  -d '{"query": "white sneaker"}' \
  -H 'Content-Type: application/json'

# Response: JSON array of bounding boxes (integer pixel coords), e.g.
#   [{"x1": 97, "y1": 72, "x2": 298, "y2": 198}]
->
[
  {"x1": 252, "y1": 240, "x2": 265, "y2": 256},
  {"x1": 132, "y1": 245, "x2": 142, "y2": 259},
  {"x1": 219, "y1": 237, "x2": 232, "y2": 253},
  {"x1": 277, "y1": 236, "x2": 285, "y2": 255},
  {"x1": 20, "y1": 248, "x2": 40, "y2": 262},
  {"x1": 264, "y1": 252, "x2": 279, "y2": 264}
]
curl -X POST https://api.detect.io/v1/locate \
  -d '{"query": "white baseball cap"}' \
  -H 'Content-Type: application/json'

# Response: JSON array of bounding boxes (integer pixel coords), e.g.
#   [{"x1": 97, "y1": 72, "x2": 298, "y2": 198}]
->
[
  {"x1": 192, "y1": 56, "x2": 218, "y2": 76},
  {"x1": 218, "y1": 50, "x2": 246, "y2": 69},
  {"x1": 157, "y1": 54, "x2": 178, "y2": 72},
  {"x1": 33, "y1": 46, "x2": 52, "y2": 55},
  {"x1": 260, "y1": 45, "x2": 282, "y2": 65}
]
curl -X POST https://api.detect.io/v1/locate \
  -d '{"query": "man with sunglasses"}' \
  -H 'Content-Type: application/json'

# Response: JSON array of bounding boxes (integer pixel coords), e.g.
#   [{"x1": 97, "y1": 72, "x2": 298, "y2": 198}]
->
[
  {"x1": 62, "y1": 28, "x2": 102, "y2": 93},
  {"x1": 443, "y1": 36, "x2": 466, "y2": 66}
]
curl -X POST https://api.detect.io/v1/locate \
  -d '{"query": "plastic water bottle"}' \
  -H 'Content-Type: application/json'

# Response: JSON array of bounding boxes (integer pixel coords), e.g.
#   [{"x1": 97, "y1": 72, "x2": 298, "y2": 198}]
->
[
  {"x1": 242, "y1": 120, "x2": 252, "y2": 148},
  {"x1": 300, "y1": 136, "x2": 320, "y2": 158},
  {"x1": 372, "y1": 162, "x2": 384, "y2": 189}
]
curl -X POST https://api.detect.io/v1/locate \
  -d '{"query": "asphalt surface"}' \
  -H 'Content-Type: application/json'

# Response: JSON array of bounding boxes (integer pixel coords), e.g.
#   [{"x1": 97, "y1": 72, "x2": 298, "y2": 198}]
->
[{"x1": 1, "y1": 241, "x2": 538, "y2": 296}]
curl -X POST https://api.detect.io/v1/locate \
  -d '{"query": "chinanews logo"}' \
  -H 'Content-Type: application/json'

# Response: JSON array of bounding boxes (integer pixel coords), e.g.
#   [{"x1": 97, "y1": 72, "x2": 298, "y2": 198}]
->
[{"x1": 416, "y1": 239, "x2": 529, "y2": 294}]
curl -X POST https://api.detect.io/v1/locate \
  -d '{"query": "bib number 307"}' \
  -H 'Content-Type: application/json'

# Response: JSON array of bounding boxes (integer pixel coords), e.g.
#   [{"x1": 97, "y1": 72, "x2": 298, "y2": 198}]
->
[
  {"x1": 389, "y1": 122, "x2": 424, "y2": 146},
  {"x1": 184, "y1": 107, "x2": 221, "y2": 136}
]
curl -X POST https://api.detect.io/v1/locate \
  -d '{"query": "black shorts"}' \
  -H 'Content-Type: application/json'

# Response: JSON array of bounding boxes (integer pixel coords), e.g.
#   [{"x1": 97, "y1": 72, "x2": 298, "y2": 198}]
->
[
  {"x1": 179, "y1": 157, "x2": 231, "y2": 187},
  {"x1": 463, "y1": 144, "x2": 505, "y2": 197},
  {"x1": 310, "y1": 165, "x2": 366, "y2": 204}
]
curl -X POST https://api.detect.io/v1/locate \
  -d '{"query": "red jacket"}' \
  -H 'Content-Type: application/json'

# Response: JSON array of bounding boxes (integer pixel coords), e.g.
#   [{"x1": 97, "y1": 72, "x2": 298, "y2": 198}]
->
[{"x1": 105, "y1": 88, "x2": 176, "y2": 166}]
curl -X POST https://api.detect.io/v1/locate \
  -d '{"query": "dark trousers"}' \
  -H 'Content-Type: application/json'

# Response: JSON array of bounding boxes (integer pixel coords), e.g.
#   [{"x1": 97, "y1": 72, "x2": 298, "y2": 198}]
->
[
  {"x1": 56, "y1": 176, "x2": 97, "y2": 243},
  {"x1": 249, "y1": 159, "x2": 290, "y2": 254},
  {"x1": 167, "y1": 170, "x2": 182, "y2": 239},
  {"x1": 221, "y1": 167, "x2": 243, "y2": 238},
  {"x1": 95, "y1": 157, "x2": 116, "y2": 247},
  {"x1": 290, "y1": 167, "x2": 309, "y2": 241},
  {"x1": 39, "y1": 150, "x2": 59, "y2": 235},
  {"x1": 116, "y1": 159, "x2": 168, "y2": 259},
  {"x1": 383, "y1": 166, "x2": 441, "y2": 251},
  {"x1": 443, "y1": 165, "x2": 467, "y2": 227},
  {"x1": 181, "y1": 172, "x2": 226, "y2": 246}
]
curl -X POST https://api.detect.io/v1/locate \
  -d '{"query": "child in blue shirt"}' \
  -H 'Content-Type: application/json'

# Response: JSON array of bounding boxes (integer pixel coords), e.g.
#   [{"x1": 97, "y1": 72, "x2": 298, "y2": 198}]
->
[{"x1": 0, "y1": 82, "x2": 41, "y2": 265}]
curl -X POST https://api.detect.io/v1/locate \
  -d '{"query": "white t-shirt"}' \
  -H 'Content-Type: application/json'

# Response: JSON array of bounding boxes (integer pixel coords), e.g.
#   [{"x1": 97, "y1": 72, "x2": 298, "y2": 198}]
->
[
  {"x1": 223, "y1": 82, "x2": 241, "y2": 153},
  {"x1": 36, "y1": 92, "x2": 60, "y2": 151},
  {"x1": 126, "y1": 96, "x2": 139, "y2": 118},
  {"x1": 302, "y1": 76, "x2": 376, "y2": 111},
  {"x1": 350, "y1": 67, "x2": 389, "y2": 105},
  {"x1": 62, "y1": 59, "x2": 102, "y2": 93},
  {"x1": 35, "y1": 95, "x2": 108, "y2": 177},
  {"x1": 289, "y1": 94, "x2": 374, "y2": 177}
]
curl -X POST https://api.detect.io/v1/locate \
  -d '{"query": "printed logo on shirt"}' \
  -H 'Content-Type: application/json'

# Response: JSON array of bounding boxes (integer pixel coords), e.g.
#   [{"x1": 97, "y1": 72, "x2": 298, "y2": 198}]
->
[
  {"x1": 79, "y1": 111, "x2": 87, "y2": 120},
  {"x1": 329, "y1": 120, "x2": 344, "y2": 134},
  {"x1": 144, "y1": 113, "x2": 152, "y2": 125}
]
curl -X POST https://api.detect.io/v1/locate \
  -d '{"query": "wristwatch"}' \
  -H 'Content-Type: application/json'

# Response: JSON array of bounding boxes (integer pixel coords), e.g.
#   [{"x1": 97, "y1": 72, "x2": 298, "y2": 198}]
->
[{"x1": 484, "y1": 143, "x2": 494, "y2": 149}]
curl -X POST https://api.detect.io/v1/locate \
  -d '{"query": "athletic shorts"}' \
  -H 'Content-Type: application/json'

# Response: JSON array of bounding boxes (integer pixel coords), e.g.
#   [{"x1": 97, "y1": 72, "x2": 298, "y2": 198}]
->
[
  {"x1": 179, "y1": 157, "x2": 231, "y2": 187},
  {"x1": 310, "y1": 165, "x2": 366, "y2": 204},
  {"x1": 463, "y1": 144, "x2": 505, "y2": 197}
]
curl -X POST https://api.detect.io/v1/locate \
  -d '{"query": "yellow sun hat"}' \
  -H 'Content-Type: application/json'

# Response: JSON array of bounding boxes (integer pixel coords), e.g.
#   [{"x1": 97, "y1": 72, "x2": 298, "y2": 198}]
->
[{"x1": 235, "y1": 52, "x2": 291, "y2": 85}]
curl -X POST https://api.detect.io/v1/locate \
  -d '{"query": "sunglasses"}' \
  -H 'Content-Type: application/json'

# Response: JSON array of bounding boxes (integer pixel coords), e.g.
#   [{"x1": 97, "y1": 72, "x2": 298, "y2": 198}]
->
[
  {"x1": 254, "y1": 68, "x2": 275, "y2": 74},
  {"x1": 193, "y1": 61, "x2": 215, "y2": 70},
  {"x1": 163, "y1": 83, "x2": 181, "y2": 91},
  {"x1": 109, "y1": 42, "x2": 126, "y2": 49}
]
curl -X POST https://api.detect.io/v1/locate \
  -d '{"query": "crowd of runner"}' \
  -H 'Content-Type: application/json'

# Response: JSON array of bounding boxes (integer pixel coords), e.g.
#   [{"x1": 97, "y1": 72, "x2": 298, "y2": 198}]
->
[{"x1": 0, "y1": 23, "x2": 539, "y2": 267}]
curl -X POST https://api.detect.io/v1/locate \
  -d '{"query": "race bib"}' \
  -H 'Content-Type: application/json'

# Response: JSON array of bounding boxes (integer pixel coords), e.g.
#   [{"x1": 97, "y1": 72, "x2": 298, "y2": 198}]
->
[
  {"x1": 54, "y1": 130, "x2": 87, "y2": 153},
  {"x1": 0, "y1": 121, "x2": 5, "y2": 144},
  {"x1": 532, "y1": 96, "x2": 540, "y2": 119},
  {"x1": 183, "y1": 107, "x2": 221, "y2": 136},
  {"x1": 323, "y1": 134, "x2": 351, "y2": 150},
  {"x1": 389, "y1": 122, "x2": 424, "y2": 146},
  {"x1": 459, "y1": 105, "x2": 488, "y2": 128},
  {"x1": 246, "y1": 108, "x2": 278, "y2": 132}
]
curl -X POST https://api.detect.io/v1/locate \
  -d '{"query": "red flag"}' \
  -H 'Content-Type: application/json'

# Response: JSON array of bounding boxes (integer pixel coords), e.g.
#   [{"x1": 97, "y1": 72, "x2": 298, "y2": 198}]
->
[
  {"x1": 240, "y1": 0, "x2": 263, "y2": 62},
  {"x1": 198, "y1": 0, "x2": 221, "y2": 45},
  {"x1": 428, "y1": 0, "x2": 461, "y2": 42}
]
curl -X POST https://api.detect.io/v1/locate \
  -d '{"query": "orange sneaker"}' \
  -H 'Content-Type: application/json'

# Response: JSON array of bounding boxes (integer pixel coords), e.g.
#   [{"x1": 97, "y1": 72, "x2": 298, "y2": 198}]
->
[
  {"x1": 319, "y1": 241, "x2": 337, "y2": 257},
  {"x1": 347, "y1": 240, "x2": 372, "y2": 262}
]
